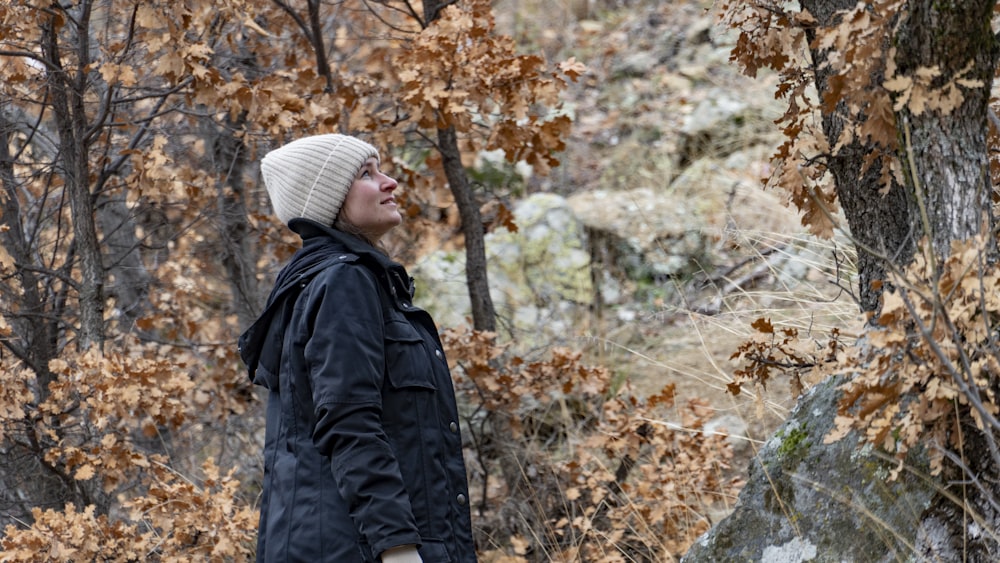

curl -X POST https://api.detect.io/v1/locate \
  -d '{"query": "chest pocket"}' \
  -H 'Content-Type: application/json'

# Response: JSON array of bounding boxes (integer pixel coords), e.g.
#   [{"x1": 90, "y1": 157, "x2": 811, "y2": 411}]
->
[{"x1": 384, "y1": 319, "x2": 438, "y2": 392}]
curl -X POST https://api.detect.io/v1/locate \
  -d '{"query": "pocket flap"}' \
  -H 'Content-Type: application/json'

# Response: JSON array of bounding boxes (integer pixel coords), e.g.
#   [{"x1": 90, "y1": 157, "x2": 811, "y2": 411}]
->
[
  {"x1": 384, "y1": 320, "x2": 422, "y2": 343},
  {"x1": 383, "y1": 320, "x2": 436, "y2": 391}
]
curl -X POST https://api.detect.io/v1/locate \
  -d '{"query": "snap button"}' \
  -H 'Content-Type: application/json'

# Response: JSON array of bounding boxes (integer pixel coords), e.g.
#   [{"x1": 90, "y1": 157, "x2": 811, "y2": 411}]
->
[
  {"x1": 456, "y1": 494, "x2": 467, "y2": 506},
  {"x1": 435, "y1": 349, "x2": 443, "y2": 359},
  {"x1": 449, "y1": 421, "x2": 458, "y2": 433}
]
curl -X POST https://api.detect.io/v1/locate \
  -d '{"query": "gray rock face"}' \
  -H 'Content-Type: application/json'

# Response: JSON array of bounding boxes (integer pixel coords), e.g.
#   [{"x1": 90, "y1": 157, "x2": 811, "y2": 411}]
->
[
  {"x1": 567, "y1": 186, "x2": 715, "y2": 282},
  {"x1": 486, "y1": 193, "x2": 593, "y2": 336},
  {"x1": 678, "y1": 89, "x2": 782, "y2": 164},
  {"x1": 411, "y1": 193, "x2": 593, "y2": 339},
  {"x1": 682, "y1": 376, "x2": 936, "y2": 563},
  {"x1": 412, "y1": 152, "x2": 810, "y2": 335}
]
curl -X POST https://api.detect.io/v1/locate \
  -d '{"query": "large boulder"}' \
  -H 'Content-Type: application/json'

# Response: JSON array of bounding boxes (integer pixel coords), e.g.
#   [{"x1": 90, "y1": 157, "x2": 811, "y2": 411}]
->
[
  {"x1": 678, "y1": 88, "x2": 784, "y2": 164},
  {"x1": 412, "y1": 154, "x2": 809, "y2": 336},
  {"x1": 565, "y1": 155, "x2": 805, "y2": 295},
  {"x1": 411, "y1": 193, "x2": 593, "y2": 340},
  {"x1": 682, "y1": 375, "x2": 937, "y2": 563},
  {"x1": 486, "y1": 192, "x2": 593, "y2": 337},
  {"x1": 567, "y1": 185, "x2": 716, "y2": 284}
]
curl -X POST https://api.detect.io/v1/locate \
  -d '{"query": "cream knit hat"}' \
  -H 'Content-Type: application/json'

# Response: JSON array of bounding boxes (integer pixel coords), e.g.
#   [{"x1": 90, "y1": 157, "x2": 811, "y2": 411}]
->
[{"x1": 260, "y1": 134, "x2": 380, "y2": 226}]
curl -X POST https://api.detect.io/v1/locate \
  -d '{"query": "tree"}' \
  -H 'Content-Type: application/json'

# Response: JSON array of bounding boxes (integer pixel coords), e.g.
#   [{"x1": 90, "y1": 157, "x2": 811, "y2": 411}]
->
[
  {"x1": 0, "y1": 0, "x2": 268, "y2": 554},
  {"x1": 718, "y1": 0, "x2": 1000, "y2": 558},
  {"x1": 367, "y1": 0, "x2": 578, "y2": 332},
  {"x1": 0, "y1": 0, "x2": 579, "y2": 557},
  {"x1": 253, "y1": 0, "x2": 577, "y2": 332},
  {"x1": 422, "y1": 0, "x2": 499, "y2": 333}
]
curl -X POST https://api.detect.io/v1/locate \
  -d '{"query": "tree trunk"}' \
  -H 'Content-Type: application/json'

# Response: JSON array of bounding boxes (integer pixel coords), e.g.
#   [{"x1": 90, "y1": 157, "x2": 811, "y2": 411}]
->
[
  {"x1": 436, "y1": 126, "x2": 497, "y2": 332},
  {"x1": 894, "y1": 0, "x2": 998, "y2": 258},
  {"x1": 800, "y1": 0, "x2": 916, "y2": 314},
  {"x1": 0, "y1": 108, "x2": 84, "y2": 535},
  {"x1": 95, "y1": 193, "x2": 152, "y2": 333},
  {"x1": 211, "y1": 114, "x2": 262, "y2": 327},
  {"x1": 422, "y1": 0, "x2": 498, "y2": 332},
  {"x1": 802, "y1": 0, "x2": 1000, "y2": 559},
  {"x1": 43, "y1": 3, "x2": 105, "y2": 350},
  {"x1": 894, "y1": 2, "x2": 1000, "y2": 559},
  {"x1": 0, "y1": 114, "x2": 59, "y2": 388}
]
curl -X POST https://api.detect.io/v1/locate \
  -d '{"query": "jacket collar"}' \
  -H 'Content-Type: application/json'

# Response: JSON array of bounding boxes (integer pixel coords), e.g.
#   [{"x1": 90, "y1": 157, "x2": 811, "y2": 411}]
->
[
  {"x1": 291, "y1": 218, "x2": 389, "y2": 267},
  {"x1": 289, "y1": 218, "x2": 415, "y2": 301}
]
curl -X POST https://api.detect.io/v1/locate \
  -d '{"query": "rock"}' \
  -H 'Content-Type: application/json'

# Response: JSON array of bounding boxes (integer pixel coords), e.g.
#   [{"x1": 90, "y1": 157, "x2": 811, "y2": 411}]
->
[
  {"x1": 567, "y1": 187, "x2": 716, "y2": 285},
  {"x1": 410, "y1": 247, "x2": 472, "y2": 330},
  {"x1": 412, "y1": 160, "x2": 807, "y2": 335},
  {"x1": 704, "y1": 414, "x2": 751, "y2": 455},
  {"x1": 487, "y1": 193, "x2": 593, "y2": 335},
  {"x1": 681, "y1": 375, "x2": 937, "y2": 563},
  {"x1": 612, "y1": 51, "x2": 662, "y2": 78},
  {"x1": 412, "y1": 193, "x2": 594, "y2": 339},
  {"x1": 678, "y1": 88, "x2": 782, "y2": 163},
  {"x1": 658, "y1": 72, "x2": 694, "y2": 96}
]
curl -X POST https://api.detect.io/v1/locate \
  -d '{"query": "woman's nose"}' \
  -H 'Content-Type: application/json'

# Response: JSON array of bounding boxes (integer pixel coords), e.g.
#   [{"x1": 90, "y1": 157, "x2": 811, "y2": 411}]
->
[{"x1": 381, "y1": 174, "x2": 398, "y2": 191}]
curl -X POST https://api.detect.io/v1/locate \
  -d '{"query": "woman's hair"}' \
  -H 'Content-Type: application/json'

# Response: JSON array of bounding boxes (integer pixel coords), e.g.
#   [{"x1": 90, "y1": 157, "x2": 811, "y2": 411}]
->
[{"x1": 334, "y1": 214, "x2": 389, "y2": 255}]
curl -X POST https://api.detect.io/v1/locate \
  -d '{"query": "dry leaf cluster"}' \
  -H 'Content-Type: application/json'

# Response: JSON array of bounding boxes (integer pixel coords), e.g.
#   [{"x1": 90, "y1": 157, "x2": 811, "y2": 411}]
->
[
  {"x1": 830, "y1": 238, "x2": 1000, "y2": 475},
  {"x1": 720, "y1": 1, "x2": 993, "y2": 237},
  {"x1": 443, "y1": 329, "x2": 741, "y2": 562},
  {"x1": 730, "y1": 235, "x2": 1000, "y2": 481}
]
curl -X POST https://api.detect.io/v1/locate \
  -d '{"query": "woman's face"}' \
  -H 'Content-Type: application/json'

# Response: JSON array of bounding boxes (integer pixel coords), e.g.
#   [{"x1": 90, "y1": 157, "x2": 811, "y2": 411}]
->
[{"x1": 339, "y1": 157, "x2": 402, "y2": 240}]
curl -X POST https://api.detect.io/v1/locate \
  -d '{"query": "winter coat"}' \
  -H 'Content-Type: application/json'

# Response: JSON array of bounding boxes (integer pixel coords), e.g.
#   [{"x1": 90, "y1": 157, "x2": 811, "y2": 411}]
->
[{"x1": 239, "y1": 218, "x2": 477, "y2": 562}]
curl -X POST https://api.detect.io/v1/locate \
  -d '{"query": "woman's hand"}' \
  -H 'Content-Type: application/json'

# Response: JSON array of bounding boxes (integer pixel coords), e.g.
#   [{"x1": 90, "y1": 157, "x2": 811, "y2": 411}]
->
[{"x1": 381, "y1": 545, "x2": 423, "y2": 563}]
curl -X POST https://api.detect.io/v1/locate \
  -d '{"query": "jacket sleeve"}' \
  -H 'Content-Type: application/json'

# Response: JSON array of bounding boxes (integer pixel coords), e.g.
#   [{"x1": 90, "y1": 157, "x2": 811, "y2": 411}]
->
[{"x1": 301, "y1": 263, "x2": 422, "y2": 555}]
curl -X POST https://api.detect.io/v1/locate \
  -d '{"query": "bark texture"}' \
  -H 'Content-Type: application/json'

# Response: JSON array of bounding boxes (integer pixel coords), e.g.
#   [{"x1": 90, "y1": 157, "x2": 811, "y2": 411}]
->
[
  {"x1": 43, "y1": 3, "x2": 106, "y2": 349},
  {"x1": 894, "y1": 2, "x2": 1000, "y2": 559},
  {"x1": 801, "y1": 0, "x2": 915, "y2": 314},
  {"x1": 211, "y1": 115, "x2": 261, "y2": 329},
  {"x1": 0, "y1": 101, "x2": 86, "y2": 535},
  {"x1": 436, "y1": 126, "x2": 497, "y2": 332},
  {"x1": 894, "y1": 0, "x2": 998, "y2": 257}
]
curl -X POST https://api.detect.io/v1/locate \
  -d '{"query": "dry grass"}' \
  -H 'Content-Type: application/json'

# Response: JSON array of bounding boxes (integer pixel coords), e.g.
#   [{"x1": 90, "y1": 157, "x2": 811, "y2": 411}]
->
[{"x1": 570, "y1": 223, "x2": 866, "y2": 530}]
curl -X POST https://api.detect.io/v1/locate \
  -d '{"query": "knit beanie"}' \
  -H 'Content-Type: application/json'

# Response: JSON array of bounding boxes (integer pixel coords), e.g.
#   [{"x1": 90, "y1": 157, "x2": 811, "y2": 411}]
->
[{"x1": 260, "y1": 134, "x2": 380, "y2": 226}]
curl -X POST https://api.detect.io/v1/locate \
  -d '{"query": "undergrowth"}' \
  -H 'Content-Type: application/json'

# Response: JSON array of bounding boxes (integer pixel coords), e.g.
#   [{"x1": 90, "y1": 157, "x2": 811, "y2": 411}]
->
[
  {"x1": 442, "y1": 329, "x2": 742, "y2": 562},
  {"x1": 727, "y1": 234, "x2": 1000, "y2": 556}
]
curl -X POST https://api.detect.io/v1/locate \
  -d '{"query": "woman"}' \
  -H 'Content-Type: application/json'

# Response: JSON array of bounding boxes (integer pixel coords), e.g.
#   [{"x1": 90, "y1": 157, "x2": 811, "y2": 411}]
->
[{"x1": 239, "y1": 134, "x2": 477, "y2": 563}]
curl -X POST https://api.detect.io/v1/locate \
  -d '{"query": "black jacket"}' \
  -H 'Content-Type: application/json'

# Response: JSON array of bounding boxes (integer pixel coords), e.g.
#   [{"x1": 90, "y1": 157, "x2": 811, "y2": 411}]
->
[{"x1": 239, "y1": 219, "x2": 476, "y2": 562}]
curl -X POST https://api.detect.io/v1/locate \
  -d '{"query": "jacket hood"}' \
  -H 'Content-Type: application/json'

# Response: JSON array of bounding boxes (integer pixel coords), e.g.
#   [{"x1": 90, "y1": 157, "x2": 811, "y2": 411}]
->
[{"x1": 237, "y1": 218, "x2": 413, "y2": 387}]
